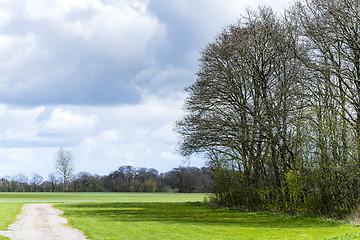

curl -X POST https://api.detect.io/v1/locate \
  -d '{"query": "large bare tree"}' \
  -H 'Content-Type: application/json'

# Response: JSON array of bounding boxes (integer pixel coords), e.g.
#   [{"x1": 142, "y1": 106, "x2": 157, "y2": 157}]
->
[
  {"x1": 55, "y1": 148, "x2": 74, "y2": 192},
  {"x1": 176, "y1": 1, "x2": 360, "y2": 217},
  {"x1": 176, "y1": 7, "x2": 303, "y2": 211},
  {"x1": 289, "y1": 0, "x2": 360, "y2": 162}
]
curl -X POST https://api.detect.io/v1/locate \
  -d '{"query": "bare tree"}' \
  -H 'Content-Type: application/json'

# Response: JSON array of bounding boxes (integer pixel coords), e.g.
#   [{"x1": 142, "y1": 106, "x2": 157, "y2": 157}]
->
[
  {"x1": 176, "y1": 7, "x2": 303, "y2": 211},
  {"x1": 30, "y1": 173, "x2": 43, "y2": 192},
  {"x1": 176, "y1": 2, "x2": 360, "y2": 217},
  {"x1": 285, "y1": 0, "x2": 360, "y2": 215},
  {"x1": 16, "y1": 174, "x2": 29, "y2": 192},
  {"x1": 289, "y1": 0, "x2": 360, "y2": 162},
  {"x1": 55, "y1": 148, "x2": 74, "y2": 192},
  {"x1": 48, "y1": 172, "x2": 59, "y2": 192}
]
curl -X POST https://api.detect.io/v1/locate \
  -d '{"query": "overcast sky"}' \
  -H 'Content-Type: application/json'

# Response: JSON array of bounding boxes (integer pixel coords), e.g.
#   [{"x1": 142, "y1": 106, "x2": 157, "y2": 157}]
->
[{"x1": 0, "y1": 0, "x2": 292, "y2": 179}]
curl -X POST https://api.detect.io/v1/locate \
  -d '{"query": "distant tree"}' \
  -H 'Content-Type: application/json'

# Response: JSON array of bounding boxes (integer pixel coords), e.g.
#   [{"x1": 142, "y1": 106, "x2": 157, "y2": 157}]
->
[
  {"x1": 55, "y1": 148, "x2": 74, "y2": 192},
  {"x1": 16, "y1": 174, "x2": 29, "y2": 192},
  {"x1": 135, "y1": 167, "x2": 159, "y2": 192},
  {"x1": 72, "y1": 172, "x2": 104, "y2": 192},
  {"x1": 143, "y1": 179, "x2": 157, "y2": 192},
  {"x1": 88, "y1": 174, "x2": 104, "y2": 192},
  {"x1": 10, "y1": 176, "x2": 19, "y2": 192},
  {"x1": 163, "y1": 166, "x2": 211, "y2": 193},
  {"x1": 48, "y1": 172, "x2": 59, "y2": 192},
  {"x1": 73, "y1": 172, "x2": 91, "y2": 192},
  {"x1": 30, "y1": 173, "x2": 43, "y2": 192}
]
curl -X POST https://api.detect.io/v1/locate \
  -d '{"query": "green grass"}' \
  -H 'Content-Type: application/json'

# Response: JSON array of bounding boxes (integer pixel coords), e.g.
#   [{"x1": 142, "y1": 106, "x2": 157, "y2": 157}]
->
[
  {"x1": 327, "y1": 233, "x2": 360, "y2": 239},
  {"x1": 0, "y1": 193, "x2": 359, "y2": 239},
  {"x1": 0, "y1": 193, "x2": 204, "y2": 240},
  {"x1": 0, "y1": 192, "x2": 206, "y2": 203},
  {"x1": 0, "y1": 202, "x2": 23, "y2": 240},
  {"x1": 56, "y1": 202, "x2": 360, "y2": 240},
  {"x1": 0, "y1": 202, "x2": 23, "y2": 229}
]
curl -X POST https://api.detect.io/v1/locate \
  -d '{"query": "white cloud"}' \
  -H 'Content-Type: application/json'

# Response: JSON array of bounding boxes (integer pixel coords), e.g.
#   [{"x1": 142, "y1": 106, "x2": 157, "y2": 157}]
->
[
  {"x1": 0, "y1": 34, "x2": 45, "y2": 71},
  {"x1": 0, "y1": 0, "x2": 293, "y2": 178},
  {"x1": 149, "y1": 122, "x2": 177, "y2": 144},
  {"x1": 134, "y1": 66, "x2": 194, "y2": 96},
  {"x1": 24, "y1": 0, "x2": 162, "y2": 60},
  {"x1": 4, "y1": 129, "x2": 37, "y2": 141},
  {"x1": 44, "y1": 108, "x2": 98, "y2": 133},
  {"x1": 25, "y1": 0, "x2": 98, "y2": 20},
  {"x1": 0, "y1": 105, "x2": 44, "y2": 143},
  {"x1": 0, "y1": 148, "x2": 56, "y2": 177},
  {"x1": 160, "y1": 151, "x2": 182, "y2": 162},
  {"x1": 166, "y1": 0, "x2": 244, "y2": 31},
  {"x1": 71, "y1": 94, "x2": 191, "y2": 174},
  {"x1": 0, "y1": 0, "x2": 166, "y2": 105},
  {"x1": 0, "y1": 94, "x2": 197, "y2": 176},
  {"x1": 0, "y1": 8, "x2": 12, "y2": 27}
]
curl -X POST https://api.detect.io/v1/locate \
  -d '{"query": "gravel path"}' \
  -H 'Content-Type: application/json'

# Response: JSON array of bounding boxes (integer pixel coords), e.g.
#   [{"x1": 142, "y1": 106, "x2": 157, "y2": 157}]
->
[{"x1": 0, "y1": 203, "x2": 89, "y2": 240}]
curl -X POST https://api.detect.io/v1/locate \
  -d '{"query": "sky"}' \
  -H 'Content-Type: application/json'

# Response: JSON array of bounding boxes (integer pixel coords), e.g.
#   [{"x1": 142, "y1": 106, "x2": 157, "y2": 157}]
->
[{"x1": 0, "y1": 0, "x2": 292, "y2": 179}]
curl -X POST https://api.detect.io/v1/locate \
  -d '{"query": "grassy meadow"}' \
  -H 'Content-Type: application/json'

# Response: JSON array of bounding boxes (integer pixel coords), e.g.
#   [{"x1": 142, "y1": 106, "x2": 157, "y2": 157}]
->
[
  {"x1": 56, "y1": 201, "x2": 360, "y2": 240},
  {"x1": 0, "y1": 192, "x2": 205, "y2": 203},
  {"x1": 0, "y1": 192, "x2": 359, "y2": 239}
]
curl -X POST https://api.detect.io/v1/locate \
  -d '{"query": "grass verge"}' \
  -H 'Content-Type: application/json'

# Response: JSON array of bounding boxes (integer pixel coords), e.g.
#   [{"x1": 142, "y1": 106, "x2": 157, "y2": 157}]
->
[
  {"x1": 0, "y1": 202, "x2": 23, "y2": 240},
  {"x1": 56, "y1": 202, "x2": 360, "y2": 240}
]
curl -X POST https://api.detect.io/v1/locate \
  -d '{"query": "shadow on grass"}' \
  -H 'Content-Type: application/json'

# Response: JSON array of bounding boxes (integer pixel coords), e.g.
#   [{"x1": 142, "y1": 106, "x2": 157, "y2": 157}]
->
[{"x1": 57, "y1": 202, "x2": 341, "y2": 229}]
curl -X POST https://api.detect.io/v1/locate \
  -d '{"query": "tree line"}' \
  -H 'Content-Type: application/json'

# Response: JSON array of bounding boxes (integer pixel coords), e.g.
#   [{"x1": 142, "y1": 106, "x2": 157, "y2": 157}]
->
[
  {"x1": 175, "y1": 0, "x2": 360, "y2": 218},
  {"x1": 0, "y1": 165, "x2": 212, "y2": 193}
]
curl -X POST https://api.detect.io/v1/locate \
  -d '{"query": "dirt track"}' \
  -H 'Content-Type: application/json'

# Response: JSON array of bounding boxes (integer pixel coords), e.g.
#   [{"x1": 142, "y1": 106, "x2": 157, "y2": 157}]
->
[{"x1": 0, "y1": 203, "x2": 88, "y2": 240}]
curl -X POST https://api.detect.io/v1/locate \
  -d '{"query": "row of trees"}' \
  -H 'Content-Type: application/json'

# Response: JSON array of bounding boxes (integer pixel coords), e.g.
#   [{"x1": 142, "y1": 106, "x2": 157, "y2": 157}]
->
[
  {"x1": 176, "y1": 0, "x2": 360, "y2": 217},
  {"x1": 0, "y1": 165, "x2": 211, "y2": 193}
]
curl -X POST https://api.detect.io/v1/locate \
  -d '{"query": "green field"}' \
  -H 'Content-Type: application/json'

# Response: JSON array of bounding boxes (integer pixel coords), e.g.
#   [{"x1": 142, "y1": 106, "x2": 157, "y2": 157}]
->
[
  {"x1": 56, "y1": 202, "x2": 360, "y2": 240},
  {"x1": 0, "y1": 193, "x2": 359, "y2": 239},
  {"x1": 0, "y1": 192, "x2": 205, "y2": 203}
]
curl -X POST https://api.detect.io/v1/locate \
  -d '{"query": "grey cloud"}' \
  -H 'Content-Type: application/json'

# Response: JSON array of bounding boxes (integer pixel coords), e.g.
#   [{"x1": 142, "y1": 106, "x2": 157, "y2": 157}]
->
[
  {"x1": 0, "y1": 0, "x2": 160, "y2": 106},
  {"x1": 141, "y1": 0, "x2": 246, "y2": 96},
  {"x1": 147, "y1": 0, "x2": 243, "y2": 66},
  {"x1": 0, "y1": 0, "x2": 275, "y2": 107}
]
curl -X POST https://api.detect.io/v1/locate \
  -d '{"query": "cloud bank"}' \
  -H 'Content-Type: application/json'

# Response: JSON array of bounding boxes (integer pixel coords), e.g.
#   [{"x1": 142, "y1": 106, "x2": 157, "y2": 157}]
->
[{"x1": 0, "y1": 0, "x2": 289, "y2": 177}]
